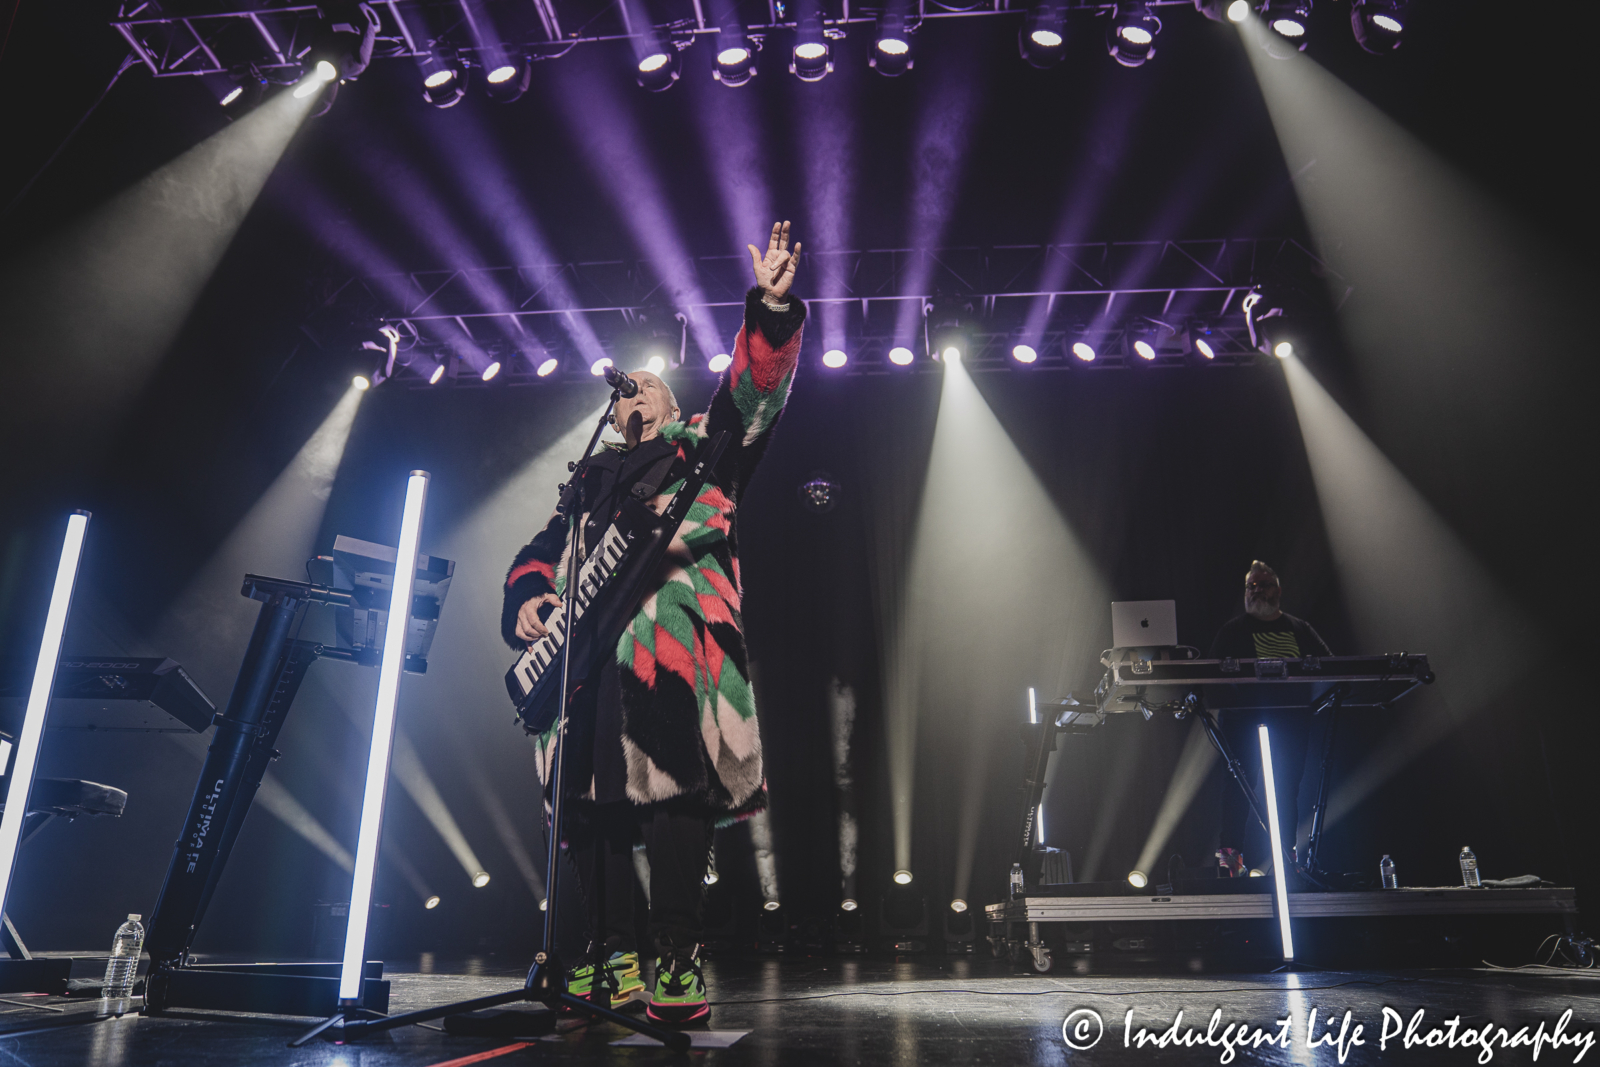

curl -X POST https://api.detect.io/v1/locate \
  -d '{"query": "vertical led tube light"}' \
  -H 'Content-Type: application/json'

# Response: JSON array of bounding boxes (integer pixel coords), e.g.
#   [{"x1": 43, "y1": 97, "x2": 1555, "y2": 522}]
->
[
  {"x1": 0, "y1": 511, "x2": 90, "y2": 921},
  {"x1": 1028, "y1": 687, "x2": 1037, "y2": 724},
  {"x1": 338, "y1": 473, "x2": 430, "y2": 1004},
  {"x1": 1257, "y1": 724, "x2": 1295, "y2": 961}
]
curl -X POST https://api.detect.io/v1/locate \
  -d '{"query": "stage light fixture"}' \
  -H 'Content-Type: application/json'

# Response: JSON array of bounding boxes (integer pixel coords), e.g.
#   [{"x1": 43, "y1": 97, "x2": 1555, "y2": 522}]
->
[
  {"x1": 1108, "y1": 2, "x2": 1161, "y2": 66},
  {"x1": 1193, "y1": 0, "x2": 1253, "y2": 21},
  {"x1": 940, "y1": 345, "x2": 962, "y2": 363},
  {"x1": 950, "y1": 898, "x2": 968, "y2": 913},
  {"x1": 591, "y1": 357, "x2": 614, "y2": 376},
  {"x1": 1011, "y1": 344, "x2": 1037, "y2": 363},
  {"x1": 1351, "y1": 0, "x2": 1405, "y2": 52},
  {"x1": 704, "y1": 869, "x2": 720, "y2": 886},
  {"x1": 636, "y1": 43, "x2": 682, "y2": 91},
  {"x1": 1133, "y1": 339, "x2": 1156, "y2": 360},
  {"x1": 208, "y1": 65, "x2": 267, "y2": 113},
  {"x1": 339, "y1": 472, "x2": 430, "y2": 1004},
  {"x1": 1127, "y1": 870, "x2": 1149, "y2": 888},
  {"x1": 0, "y1": 511, "x2": 89, "y2": 925},
  {"x1": 762, "y1": 899, "x2": 782, "y2": 912},
  {"x1": 888, "y1": 346, "x2": 914, "y2": 365},
  {"x1": 293, "y1": 60, "x2": 338, "y2": 98},
  {"x1": 708, "y1": 353, "x2": 733, "y2": 372},
  {"x1": 536, "y1": 357, "x2": 558, "y2": 377},
  {"x1": 1242, "y1": 281, "x2": 1300, "y2": 356},
  {"x1": 419, "y1": 54, "x2": 467, "y2": 108},
  {"x1": 1072, "y1": 341, "x2": 1096, "y2": 362},
  {"x1": 1194, "y1": 337, "x2": 1216, "y2": 360},
  {"x1": 1019, "y1": 3, "x2": 1066, "y2": 68},
  {"x1": 425, "y1": 895, "x2": 440, "y2": 909},
  {"x1": 481, "y1": 361, "x2": 501, "y2": 381},
  {"x1": 1229, "y1": 0, "x2": 1252, "y2": 18},
  {"x1": 871, "y1": 13, "x2": 914, "y2": 76},
  {"x1": 1274, "y1": 341, "x2": 1294, "y2": 359},
  {"x1": 484, "y1": 55, "x2": 531, "y2": 103},
  {"x1": 791, "y1": 15, "x2": 833, "y2": 81},
  {"x1": 893, "y1": 869, "x2": 913, "y2": 885},
  {"x1": 841, "y1": 898, "x2": 859, "y2": 911},
  {"x1": 352, "y1": 374, "x2": 372, "y2": 391},
  {"x1": 645, "y1": 355, "x2": 667, "y2": 374},
  {"x1": 428, "y1": 363, "x2": 446, "y2": 384},
  {"x1": 1258, "y1": 725, "x2": 1295, "y2": 960},
  {"x1": 714, "y1": 24, "x2": 758, "y2": 86},
  {"x1": 1262, "y1": 0, "x2": 1311, "y2": 54},
  {"x1": 822, "y1": 349, "x2": 848, "y2": 368},
  {"x1": 472, "y1": 871, "x2": 491, "y2": 888}
]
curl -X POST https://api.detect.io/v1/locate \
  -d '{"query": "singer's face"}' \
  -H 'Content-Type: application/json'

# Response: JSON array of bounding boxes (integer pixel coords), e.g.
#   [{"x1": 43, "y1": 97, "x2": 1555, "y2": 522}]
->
[{"x1": 614, "y1": 371, "x2": 680, "y2": 448}]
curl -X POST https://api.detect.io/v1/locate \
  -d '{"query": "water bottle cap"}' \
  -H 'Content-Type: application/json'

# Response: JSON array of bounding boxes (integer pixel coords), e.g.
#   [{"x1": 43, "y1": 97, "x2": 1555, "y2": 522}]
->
[{"x1": 127, "y1": 913, "x2": 141, "y2": 921}]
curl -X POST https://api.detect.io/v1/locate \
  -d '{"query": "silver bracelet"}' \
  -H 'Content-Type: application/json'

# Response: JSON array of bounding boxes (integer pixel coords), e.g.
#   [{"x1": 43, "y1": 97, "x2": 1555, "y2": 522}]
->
[{"x1": 761, "y1": 297, "x2": 790, "y2": 311}]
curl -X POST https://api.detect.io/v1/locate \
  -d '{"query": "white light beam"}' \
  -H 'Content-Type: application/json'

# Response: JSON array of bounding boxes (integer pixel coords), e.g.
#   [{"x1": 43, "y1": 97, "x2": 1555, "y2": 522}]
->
[
  {"x1": 0, "y1": 511, "x2": 90, "y2": 921},
  {"x1": 1258, "y1": 724, "x2": 1295, "y2": 962},
  {"x1": 338, "y1": 472, "x2": 429, "y2": 1004}
]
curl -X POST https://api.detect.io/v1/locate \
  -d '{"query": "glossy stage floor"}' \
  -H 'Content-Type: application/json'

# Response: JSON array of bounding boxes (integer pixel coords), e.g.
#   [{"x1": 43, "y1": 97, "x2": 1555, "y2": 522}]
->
[{"x1": 2, "y1": 955, "x2": 1598, "y2": 1065}]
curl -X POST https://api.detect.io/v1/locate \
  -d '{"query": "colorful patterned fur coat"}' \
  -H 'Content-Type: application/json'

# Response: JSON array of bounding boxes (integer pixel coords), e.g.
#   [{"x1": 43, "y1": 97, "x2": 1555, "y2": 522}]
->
[{"x1": 502, "y1": 288, "x2": 804, "y2": 817}]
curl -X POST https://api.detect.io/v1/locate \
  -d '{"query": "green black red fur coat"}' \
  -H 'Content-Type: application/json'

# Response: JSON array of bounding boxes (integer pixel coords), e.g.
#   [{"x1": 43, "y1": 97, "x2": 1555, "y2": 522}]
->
[{"x1": 502, "y1": 288, "x2": 805, "y2": 816}]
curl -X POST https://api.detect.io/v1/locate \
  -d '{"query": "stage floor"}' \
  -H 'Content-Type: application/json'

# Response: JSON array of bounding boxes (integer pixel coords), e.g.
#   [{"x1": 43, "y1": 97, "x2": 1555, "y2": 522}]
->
[{"x1": 3, "y1": 956, "x2": 1598, "y2": 1065}]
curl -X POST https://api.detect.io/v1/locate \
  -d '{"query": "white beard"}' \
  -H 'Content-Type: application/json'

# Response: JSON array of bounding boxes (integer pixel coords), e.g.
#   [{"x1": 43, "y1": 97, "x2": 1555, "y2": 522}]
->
[{"x1": 1245, "y1": 594, "x2": 1281, "y2": 620}]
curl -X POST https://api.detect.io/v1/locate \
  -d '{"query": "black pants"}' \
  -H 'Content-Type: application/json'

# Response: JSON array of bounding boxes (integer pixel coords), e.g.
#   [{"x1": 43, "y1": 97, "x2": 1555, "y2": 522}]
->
[
  {"x1": 1219, "y1": 709, "x2": 1312, "y2": 864},
  {"x1": 567, "y1": 800, "x2": 712, "y2": 958}
]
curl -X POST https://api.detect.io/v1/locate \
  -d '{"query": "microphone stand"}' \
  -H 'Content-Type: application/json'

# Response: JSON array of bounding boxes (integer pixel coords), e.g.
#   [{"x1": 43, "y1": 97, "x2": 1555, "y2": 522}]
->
[{"x1": 301, "y1": 385, "x2": 691, "y2": 1053}]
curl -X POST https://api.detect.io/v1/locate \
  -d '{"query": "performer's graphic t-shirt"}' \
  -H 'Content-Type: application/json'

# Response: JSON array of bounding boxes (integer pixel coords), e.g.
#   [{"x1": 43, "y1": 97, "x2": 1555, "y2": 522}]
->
[{"x1": 1207, "y1": 613, "x2": 1332, "y2": 661}]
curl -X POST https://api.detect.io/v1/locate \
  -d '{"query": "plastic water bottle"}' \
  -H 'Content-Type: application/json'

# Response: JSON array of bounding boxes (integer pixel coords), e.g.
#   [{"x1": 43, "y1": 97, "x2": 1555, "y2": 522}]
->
[
  {"x1": 100, "y1": 913, "x2": 145, "y2": 1013},
  {"x1": 1459, "y1": 847, "x2": 1481, "y2": 888},
  {"x1": 1009, "y1": 863, "x2": 1025, "y2": 898},
  {"x1": 1380, "y1": 855, "x2": 1398, "y2": 889}
]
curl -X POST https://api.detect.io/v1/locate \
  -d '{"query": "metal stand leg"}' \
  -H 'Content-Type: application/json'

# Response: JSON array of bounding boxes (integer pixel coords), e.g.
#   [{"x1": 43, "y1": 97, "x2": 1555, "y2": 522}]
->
[
  {"x1": 1189, "y1": 696, "x2": 1271, "y2": 838},
  {"x1": 1302, "y1": 686, "x2": 1348, "y2": 884}
]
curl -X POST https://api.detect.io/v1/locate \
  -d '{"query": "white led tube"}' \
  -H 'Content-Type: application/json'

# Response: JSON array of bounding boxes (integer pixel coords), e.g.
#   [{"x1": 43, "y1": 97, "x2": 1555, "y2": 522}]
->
[
  {"x1": 338, "y1": 473, "x2": 430, "y2": 1003},
  {"x1": 1257, "y1": 724, "x2": 1295, "y2": 961},
  {"x1": 0, "y1": 511, "x2": 90, "y2": 921}
]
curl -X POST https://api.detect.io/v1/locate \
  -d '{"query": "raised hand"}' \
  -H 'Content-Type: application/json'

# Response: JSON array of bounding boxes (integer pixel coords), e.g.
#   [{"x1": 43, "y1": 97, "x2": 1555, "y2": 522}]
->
[{"x1": 747, "y1": 220, "x2": 801, "y2": 302}]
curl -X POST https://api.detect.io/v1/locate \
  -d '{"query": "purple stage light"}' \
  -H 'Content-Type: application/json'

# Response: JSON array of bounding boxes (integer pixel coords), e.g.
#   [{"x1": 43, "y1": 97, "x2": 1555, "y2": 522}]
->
[
  {"x1": 791, "y1": 15, "x2": 833, "y2": 81},
  {"x1": 1073, "y1": 342, "x2": 1096, "y2": 362},
  {"x1": 428, "y1": 363, "x2": 446, "y2": 384},
  {"x1": 1195, "y1": 338, "x2": 1216, "y2": 360},
  {"x1": 686, "y1": 60, "x2": 773, "y2": 258},
  {"x1": 487, "y1": 65, "x2": 516, "y2": 84},
  {"x1": 353, "y1": 374, "x2": 371, "y2": 391},
  {"x1": 1020, "y1": 4, "x2": 1066, "y2": 67},
  {"x1": 1108, "y1": 3, "x2": 1161, "y2": 66},
  {"x1": 889, "y1": 347, "x2": 914, "y2": 365},
  {"x1": 823, "y1": 349, "x2": 848, "y2": 368},
  {"x1": 1134, "y1": 340, "x2": 1156, "y2": 360},
  {"x1": 1012, "y1": 344, "x2": 1037, "y2": 363},
  {"x1": 714, "y1": 24, "x2": 758, "y2": 86},
  {"x1": 1227, "y1": 0, "x2": 1251, "y2": 21},
  {"x1": 553, "y1": 65, "x2": 725, "y2": 361},
  {"x1": 893, "y1": 71, "x2": 980, "y2": 351},
  {"x1": 481, "y1": 361, "x2": 501, "y2": 381},
  {"x1": 591, "y1": 357, "x2": 614, "y2": 376},
  {"x1": 871, "y1": 13, "x2": 914, "y2": 76},
  {"x1": 708, "y1": 353, "x2": 733, "y2": 373},
  {"x1": 537, "y1": 357, "x2": 558, "y2": 377}
]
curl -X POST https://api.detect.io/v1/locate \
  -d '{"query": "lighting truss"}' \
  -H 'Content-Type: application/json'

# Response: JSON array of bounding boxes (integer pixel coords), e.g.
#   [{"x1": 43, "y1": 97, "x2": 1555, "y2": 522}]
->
[
  {"x1": 300, "y1": 237, "x2": 1342, "y2": 380},
  {"x1": 112, "y1": 0, "x2": 1229, "y2": 80}
]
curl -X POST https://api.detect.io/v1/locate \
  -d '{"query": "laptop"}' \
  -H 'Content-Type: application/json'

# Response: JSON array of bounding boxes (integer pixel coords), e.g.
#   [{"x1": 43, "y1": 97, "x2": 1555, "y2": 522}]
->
[{"x1": 1111, "y1": 600, "x2": 1178, "y2": 649}]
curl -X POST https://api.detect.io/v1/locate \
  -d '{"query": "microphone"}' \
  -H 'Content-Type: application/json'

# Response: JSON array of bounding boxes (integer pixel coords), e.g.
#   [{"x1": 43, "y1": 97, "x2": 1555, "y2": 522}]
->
[{"x1": 603, "y1": 366, "x2": 639, "y2": 398}]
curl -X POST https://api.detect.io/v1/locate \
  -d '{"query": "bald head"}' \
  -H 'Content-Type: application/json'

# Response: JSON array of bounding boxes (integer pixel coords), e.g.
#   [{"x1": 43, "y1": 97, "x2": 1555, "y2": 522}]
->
[{"x1": 611, "y1": 369, "x2": 681, "y2": 449}]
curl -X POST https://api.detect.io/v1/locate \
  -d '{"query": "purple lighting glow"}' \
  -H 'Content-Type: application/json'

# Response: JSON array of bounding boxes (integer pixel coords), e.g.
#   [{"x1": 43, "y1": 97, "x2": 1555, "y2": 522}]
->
[{"x1": 639, "y1": 53, "x2": 670, "y2": 72}]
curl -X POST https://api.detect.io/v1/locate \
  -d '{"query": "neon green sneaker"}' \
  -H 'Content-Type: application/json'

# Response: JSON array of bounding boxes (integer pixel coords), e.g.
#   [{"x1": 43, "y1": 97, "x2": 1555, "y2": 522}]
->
[
  {"x1": 568, "y1": 951, "x2": 647, "y2": 1008},
  {"x1": 645, "y1": 951, "x2": 708, "y2": 1025}
]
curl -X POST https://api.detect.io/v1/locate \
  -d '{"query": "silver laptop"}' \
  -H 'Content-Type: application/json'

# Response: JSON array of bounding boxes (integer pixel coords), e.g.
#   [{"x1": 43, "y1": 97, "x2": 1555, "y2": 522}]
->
[{"x1": 1111, "y1": 600, "x2": 1178, "y2": 649}]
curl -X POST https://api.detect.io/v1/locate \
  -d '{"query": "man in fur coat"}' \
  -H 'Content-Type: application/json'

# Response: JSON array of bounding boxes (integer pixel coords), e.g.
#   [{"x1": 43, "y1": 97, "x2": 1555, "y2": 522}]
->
[{"x1": 501, "y1": 221, "x2": 803, "y2": 1024}]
